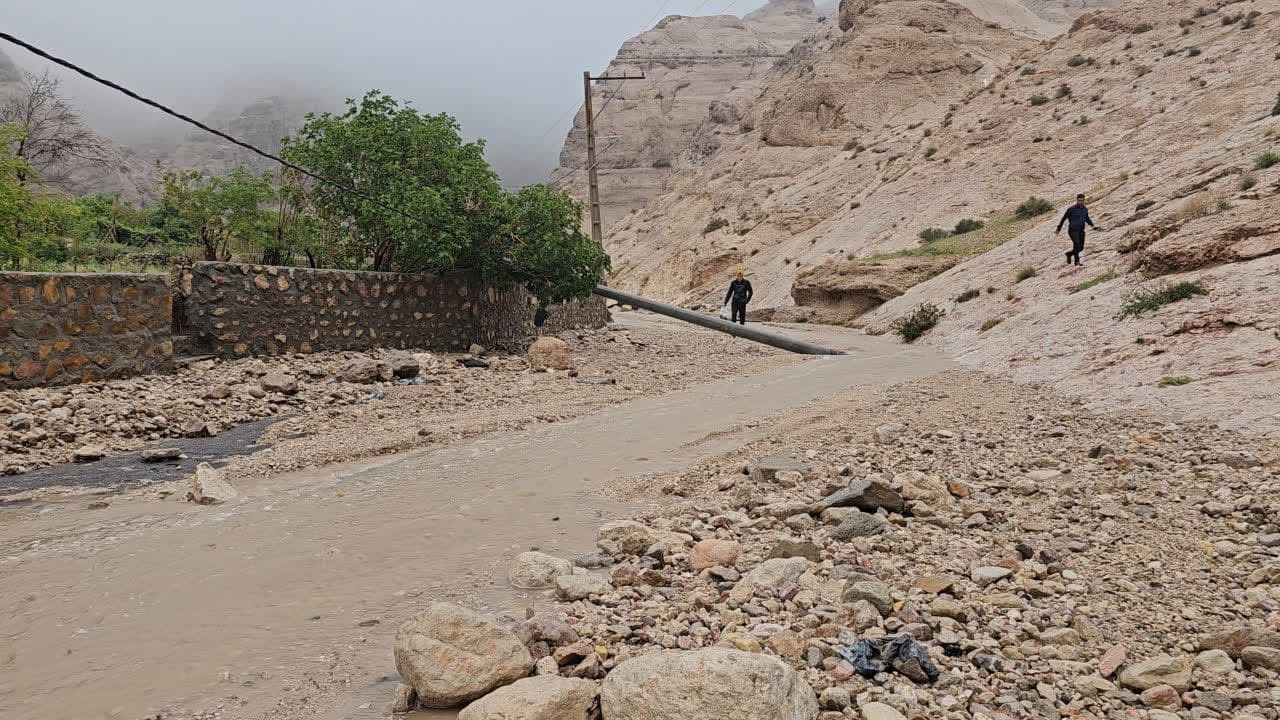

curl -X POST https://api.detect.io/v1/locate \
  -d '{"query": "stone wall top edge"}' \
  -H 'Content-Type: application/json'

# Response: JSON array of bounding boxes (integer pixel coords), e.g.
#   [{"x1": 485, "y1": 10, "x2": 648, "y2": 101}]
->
[{"x1": 0, "y1": 271, "x2": 168, "y2": 281}]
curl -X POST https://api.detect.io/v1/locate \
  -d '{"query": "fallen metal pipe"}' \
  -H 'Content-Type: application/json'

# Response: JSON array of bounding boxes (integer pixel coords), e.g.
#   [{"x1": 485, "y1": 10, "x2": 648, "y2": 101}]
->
[{"x1": 593, "y1": 286, "x2": 846, "y2": 356}]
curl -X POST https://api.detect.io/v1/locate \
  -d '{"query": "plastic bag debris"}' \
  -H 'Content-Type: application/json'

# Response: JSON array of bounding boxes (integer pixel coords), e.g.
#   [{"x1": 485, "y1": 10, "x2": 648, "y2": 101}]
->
[{"x1": 835, "y1": 634, "x2": 939, "y2": 684}]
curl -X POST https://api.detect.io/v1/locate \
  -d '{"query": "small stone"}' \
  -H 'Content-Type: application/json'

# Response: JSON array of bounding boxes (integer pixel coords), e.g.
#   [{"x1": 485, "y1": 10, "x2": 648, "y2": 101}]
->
[
  {"x1": 843, "y1": 580, "x2": 893, "y2": 616},
  {"x1": 830, "y1": 511, "x2": 887, "y2": 540},
  {"x1": 1141, "y1": 684, "x2": 1182, "y2": 711},
  {"x1": 1041, "y1": 628, "x2": 1081, "y2": 646},
  {"x1": 509, "y1": 552, "x2": 574, "y2": 589},
  {"x1": 528, "y1": 337, "x2": 573, "y2": 371},
  {"x1": 874, "y1": 423, "x2": 906, "y2": 444},
  {"x1": 389, "y1": 683, "x2": 416, "y2": 714},
  {"x1": 1099, "y1": 644, "x2": 1128, "y2": 677},
  {"x1": 860, "y1": 701, "x2": 907, "y2": 720},
  {"x1": 818, "y1": 686, "x2": 851, "y2": 711},
  {"x1": 189, "y1": 463, "x2": 239, "y2": 505},
  {"x1": 1194, "y1": 649, "x2": 1234, "y2": 676},
  {"x1": 72, "y1": 446, "x2": 106, "y2": 463},
  {"x1": 141, "y1": 447, "x2": 182, "y2": 463},
  {"x1": 7, "y1": 413, "x2": 33, "y2": 430},
  {"x1": 1241, "y1": 645, "x2": 1280, "y2": 672},
  {"x1": 766, "y1": 630, "x2": 806, "y2": 658},
  {"x1": 767, "y1": 539, "x2": 822, "y2": 562},
  {"x1": 534, "y1": 656, "x2": 559, "y2": 676},
  {"x1": 690, "y1": 539, "x2": 741, "y2": 571},
  {"x1": 971, "y1": 566, "x2": 1012, "y2": 587},
  {"x1": 913, "y1": 576, "x2": 954, "y2": 595},
  {"x1": 554, "y1": 574, "x2": 610, "y2": 602},
  {"x1": 204, "y1": 385, "x2": 232, "y2": 400},
  {"x1": 928, "y1": 598, "x2": 968, "y2": 622}
]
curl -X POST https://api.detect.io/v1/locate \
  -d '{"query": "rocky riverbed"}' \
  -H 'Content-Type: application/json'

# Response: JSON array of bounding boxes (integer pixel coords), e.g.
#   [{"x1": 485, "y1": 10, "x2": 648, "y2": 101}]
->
[
  {"x1": 404, "y1": 371, "x2": 1280, "y2": 720},
  {"x1": 0, "y1": 315, "x2": 791, "y2": 484}
]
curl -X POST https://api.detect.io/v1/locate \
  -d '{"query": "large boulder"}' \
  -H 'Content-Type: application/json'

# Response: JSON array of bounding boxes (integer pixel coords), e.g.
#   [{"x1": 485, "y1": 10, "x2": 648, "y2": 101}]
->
[
  {"x1": 689, "y1": 539, "x2": 741, "y2": 571},
  {"x1": 729, "y1": 557, "x2": 810, "y2": 602},
  {"x1": 1199, "y1": 625, "x2": 1280, "y2": 657},
  {"x1": 342, "y1": 357, "x2": 388, "y2": 384},
  {"x1": 528, "y1": 337, "x2": 573, "y2": 371},
  {"x1": 385, "y1": 351, "x2": 421, "y2": 379},
  {"x1": 189, "y1": 463, "x2": 239, "y2": 505},
  {"x1": 1118, "y1": 655, "x2": 1192, "y2": 692},
  {"x1": 601, "y1": 648, "x2": 818, "y2": 720},
  {"x1": 897, "y1": 471, "x2": 952, "y2": 508},
  {"x1": 509, "y1": 551, "x2": 574, "y2": 589},
  {"x1": 260, "y1": 372, "x2": 299, "y2": 395},
  {"x1": 394, "y1": 602, "x2": 535, "y2": 708},
  {"x1": 597, "y1": 520, "x2": 658, "y2": 556},
  {"x1": 458, "y1": 676, "x2": 598, "y2": 720}
]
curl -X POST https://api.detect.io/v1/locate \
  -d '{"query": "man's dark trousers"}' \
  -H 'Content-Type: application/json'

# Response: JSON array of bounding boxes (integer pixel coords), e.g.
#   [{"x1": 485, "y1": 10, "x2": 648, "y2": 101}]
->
[
  {"x1": 1067, "y1": 228, "x2": 1086, "y2": 265},
  {"x1": 731, "y1": 301, "x2": 748, "y2": 325}
]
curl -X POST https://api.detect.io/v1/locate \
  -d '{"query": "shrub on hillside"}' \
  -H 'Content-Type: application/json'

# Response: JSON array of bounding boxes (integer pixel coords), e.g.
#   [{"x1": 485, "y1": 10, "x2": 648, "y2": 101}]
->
[
  {"x1": 953, "y1": 218, "x2": 984, "y2": 235},
  {"x1": 1133, "y1": 22, "x2": 1154, "y2": 33},
  {"x1": 919, "y1": 227, "x2": 951, "y2": 243},
  {"x1": 1029, "y1": 94, "x2": 1050, "y2": 106},
  {"x1": 1119, "y1": 280, "x2": 1207, "y2": 318},
  {"x1": 955, "y1": 288, "x2": 981, "y2": 303},
  {"x1": 1273, "y1": 92, "x2": 1280, "y2": 117},
  {"x1": 892, "y1": 303, "x2": 945, "y2": 343},
  {"x1": 1015, "y1": 265, "x2": 1037, "y2": 283},
  {"x1": 1056, "y1": 84, "x2": 1073, "y2": 99},
  {"x1": 702, "y1": 217, "x2": 729, "y2": 235},
  {"x1": 1072, "y1": 270, "x2": 1119, "y2": 294},
  {"x1": 1014, "y1": 196, "x2": 1054, "y2": 219},
  {"x1": 1254, "y1": 151, "x2": 1280, "y2": 170},
  {"x1": 1067, "y1": 55, "x2": 1093, "y2": 67},
  {"x1": 980, "y1": 317, "x2": 1004, "y2": 332},
  {"x1": 1158, "y1": 375, "x2": 1194, "y2": 387},
  {"x1": 1240, "y1": 173, "x2": 1258, "y2": 191}
]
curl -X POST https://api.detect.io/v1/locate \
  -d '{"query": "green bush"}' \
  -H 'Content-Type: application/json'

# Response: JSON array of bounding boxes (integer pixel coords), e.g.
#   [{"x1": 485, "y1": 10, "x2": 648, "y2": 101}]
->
[
  {"x1": 1119, "y1": 280, "x2": 1207, "y2": 318},
  {"x1": 892, "y1": 303, "x2": 945, "y2": 343},
  {"x1": 1158, "y1": 375, "x2": 1194, "y2": 387},
  {"x1": 953, "y1": 218, "x2": 985, "y2": 235},
  {"x1": 1015, "y1": 265, "x2": 1037, "y2": 283},
  {"x1": 980, "y1": 317, "x2": 1004, "y2": 332},
  {"x1": 1240, "y1": 173, "x2": 1258, "y2": 191},
  {"x1": 1029, "y1": 95, "x2": 1050, "y2": 107},
  {"x1": 1187, "y1": 47, "x2": 1202, "y2": 57},
  {"x1": 1254, "y1": 151, "x2": 1280, "y2": 170},
  {"x1": 1056, "y1": 84, "x2": 1073, "y2": 99},
  {"x1": 1014, "y1": 196, "x2": 1054, "y2": 219},
  {"x1": 918, "y1": 227, "x2": 951, "y2": 243},
  {"x1": 955, "y1": 288, "x2": 980, "y2": 303},
  {"x1": 1067, "y1": 55, "x2": 1091, "y2": 67},
  {"x1": 924, "y1": 147, "x2": 937, "y2": 159},
  {"x1": 1072, "y1": 270, "x2": 1119, "y2": 293}
]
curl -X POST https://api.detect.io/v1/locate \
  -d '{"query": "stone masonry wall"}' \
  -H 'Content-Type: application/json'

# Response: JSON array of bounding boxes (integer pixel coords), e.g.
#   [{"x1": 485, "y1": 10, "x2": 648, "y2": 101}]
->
[
  {"x1": 0, "y1": 272, "x2": 174, "y2": 389},
  {"x1": 186, "y1": 262, "x2": 609, "y2": 358}
]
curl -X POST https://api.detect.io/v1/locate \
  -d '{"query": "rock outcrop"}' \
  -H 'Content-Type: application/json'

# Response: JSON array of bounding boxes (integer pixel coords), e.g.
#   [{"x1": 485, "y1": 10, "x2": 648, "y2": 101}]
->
[
  {"x1": 550, "y1": 1, "x2": 822, "y2": 234},
  {"x1": 394, "y1": 602, "x2": 534, "y2": 708}
]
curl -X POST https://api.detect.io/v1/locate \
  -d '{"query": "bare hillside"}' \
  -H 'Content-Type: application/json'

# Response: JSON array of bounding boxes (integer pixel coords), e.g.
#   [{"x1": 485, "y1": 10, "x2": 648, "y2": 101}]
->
[
  {"x1": 606, "y1": 0, "x2": 1280, "y2": 433},
  {"x1": 550, "y1": 0, "x2": 823, "y2": 234}
]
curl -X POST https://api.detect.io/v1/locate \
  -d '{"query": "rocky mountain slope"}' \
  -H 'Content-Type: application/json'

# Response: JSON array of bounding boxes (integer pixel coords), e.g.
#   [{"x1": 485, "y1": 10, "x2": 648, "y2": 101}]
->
[
  {"x1": 158, "y1": 93, "x2": 328, "y2": 176},
  {"x1": 550, "y1": 0, "x2": 824, "y2": 234},
  {"x1": 0, "y1": 50, "x2": 158, "y2": 205},
  {"x1": 603, "y1": 0, "x2": 1280, "y2": 434}
]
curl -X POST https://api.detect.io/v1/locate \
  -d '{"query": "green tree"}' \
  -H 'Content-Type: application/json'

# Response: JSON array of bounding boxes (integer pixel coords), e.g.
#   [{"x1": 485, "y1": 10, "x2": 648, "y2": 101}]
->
[
  {"x1": 0, "y1": 122, "x2": 36, "y2": 267},
  {"x1": 281, "y1": 91, "x2": 609, "y2": 303},
  {"x1": 281, "y1": 90, "x2": 507, "y2": 272},
  {"x1": 160, "y1": 166, "x2": 274, "y2": 261}
]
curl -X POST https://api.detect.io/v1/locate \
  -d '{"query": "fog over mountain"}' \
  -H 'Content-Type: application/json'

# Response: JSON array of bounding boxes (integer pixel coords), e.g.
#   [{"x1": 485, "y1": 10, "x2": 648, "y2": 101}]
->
[{"x1": 4, "y1": 0, "x2": 804, "y2": 187}]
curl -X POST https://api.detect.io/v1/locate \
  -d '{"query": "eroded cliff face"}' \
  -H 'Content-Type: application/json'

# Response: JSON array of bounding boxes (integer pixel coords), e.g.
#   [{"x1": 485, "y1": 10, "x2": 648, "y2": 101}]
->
[
  {"x1": 604, "y1": 0, "x2": 1280, "y2": 433},
  {"x1": 160, "y1": 94, "x2": 328, "y2": 177},
  {"x1": 550, "y1": 0, "x2": 823, "y2": 234}
]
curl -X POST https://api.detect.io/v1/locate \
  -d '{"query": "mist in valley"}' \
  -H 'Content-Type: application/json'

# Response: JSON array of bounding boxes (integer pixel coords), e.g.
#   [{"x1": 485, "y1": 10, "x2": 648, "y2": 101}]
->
[{"x1": 4, "y1": 0, "x2": 785, "y2": 187}]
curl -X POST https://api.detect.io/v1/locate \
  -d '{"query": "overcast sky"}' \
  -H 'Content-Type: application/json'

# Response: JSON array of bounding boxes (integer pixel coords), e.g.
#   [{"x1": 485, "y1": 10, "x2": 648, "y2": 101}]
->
[{"x1": 4, "y1": 0, "x2": 777, "y2": 187}]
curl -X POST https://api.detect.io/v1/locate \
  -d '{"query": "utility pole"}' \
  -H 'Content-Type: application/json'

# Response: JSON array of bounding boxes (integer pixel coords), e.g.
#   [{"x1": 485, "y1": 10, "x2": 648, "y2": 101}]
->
[{"x1": 583, "y1": 70, "x2": 644, "y2": 244}]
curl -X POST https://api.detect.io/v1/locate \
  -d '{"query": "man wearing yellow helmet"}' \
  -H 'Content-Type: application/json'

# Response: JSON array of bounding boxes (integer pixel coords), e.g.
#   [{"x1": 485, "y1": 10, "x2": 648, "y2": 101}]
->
[{"x1": 724, "y1": 270, "x2": 754, "y2": 325}]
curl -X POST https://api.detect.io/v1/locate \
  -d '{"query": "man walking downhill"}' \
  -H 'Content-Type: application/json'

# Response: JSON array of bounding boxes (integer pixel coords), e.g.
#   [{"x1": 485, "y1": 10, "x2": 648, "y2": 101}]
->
[
  {"x1": 1056, "y1": 194, "x2": 1096, "y2": 266},
  {"x1": 724, "y1": 271, "x2": 753, "y2": 325}
]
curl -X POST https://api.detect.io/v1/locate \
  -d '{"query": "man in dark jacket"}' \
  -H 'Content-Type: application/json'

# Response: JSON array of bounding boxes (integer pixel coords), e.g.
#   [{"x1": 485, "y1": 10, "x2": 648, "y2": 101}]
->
[
  {"x1": 724, "y1": 271, "x2": 753, "y2": 325},
  {"x1": 1056, "y1": 194, "x2": 1097, "y2": 266}
]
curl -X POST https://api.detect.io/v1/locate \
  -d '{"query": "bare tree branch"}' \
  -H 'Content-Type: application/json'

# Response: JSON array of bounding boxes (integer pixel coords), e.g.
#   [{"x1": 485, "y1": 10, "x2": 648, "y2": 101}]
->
[{"x1": 0, "y1": 69, "x2": 108, "y2": 185}]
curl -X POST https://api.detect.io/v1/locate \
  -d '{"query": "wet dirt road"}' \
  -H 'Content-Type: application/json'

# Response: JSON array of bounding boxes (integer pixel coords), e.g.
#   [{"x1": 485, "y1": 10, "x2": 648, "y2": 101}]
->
[{"x1": 0, "y1": 323, "x2": 949, "y2": 720}]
